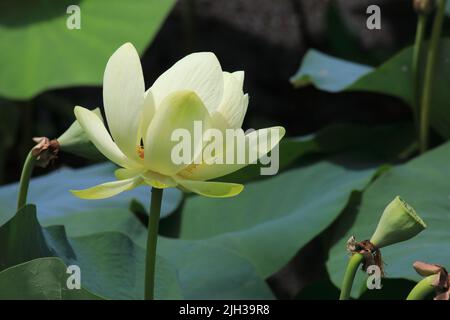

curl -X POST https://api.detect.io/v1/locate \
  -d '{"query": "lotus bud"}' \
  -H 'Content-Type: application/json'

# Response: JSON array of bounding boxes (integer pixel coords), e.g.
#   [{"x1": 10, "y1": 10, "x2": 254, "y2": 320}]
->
[
  {"x1": 57, "y1": 108, "x2": 105, "y2": 160},
  {"x1": 369, "y1": 196, "x2": 426, "y2": 249},
  {"x1": 413, "y1": 0, "x2": 435, "y2": 14}
]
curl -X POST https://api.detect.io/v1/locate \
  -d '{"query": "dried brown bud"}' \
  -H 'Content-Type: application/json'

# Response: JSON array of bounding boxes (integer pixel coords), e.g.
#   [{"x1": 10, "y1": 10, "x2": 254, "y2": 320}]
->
[
  {"x1": 413, "y1": 0, "x2": 435, "y2": 14},
  {"x1": 31, "y1": 137, "x2": 60, "y2": 168},
  {"x1": 346, "y1": 235, "x2": 357, "y2": 253},
  {"x1": 413, "y1": 261, "x2": 450, "y2": 300},
  {"x1": 347, "y1": 236, "x2": 385, "y2": 277},
  {"x1": 413, "y1": 261, "x2": 444, "y2": 276}
]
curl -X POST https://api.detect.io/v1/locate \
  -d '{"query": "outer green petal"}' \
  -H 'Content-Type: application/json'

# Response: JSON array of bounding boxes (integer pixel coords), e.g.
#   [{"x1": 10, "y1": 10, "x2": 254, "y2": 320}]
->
[
  {"x1": 74, "y1": 106, "x2": 139, "y2": 169},
  {"x1": 115, "y1": 168, "x2": 145, "y2": 180},
  {"x1": 175, "y1": 178, "x2": 244, "y2": 198},
  {"x1": 71, "y1": 176, "x2": 143, "y2": 200},
  {"x1": 144, "y1": 91, "x2": 211, "y2": 176},
  {"x1": 142, "y1": 171, "x2": 177, "y2": 189},
  {"x1": 103, "y1": 43, "x2": 145, "y2": 162},
  {"x1": 115, "y1": 168, "x2": 176, "y2": 188},
  {"x1": 179, "y1": 126, "x2": 286, "y2": 181},
  {"x1": 150, "y1": 52, "x2": 224, "y2": 113}
]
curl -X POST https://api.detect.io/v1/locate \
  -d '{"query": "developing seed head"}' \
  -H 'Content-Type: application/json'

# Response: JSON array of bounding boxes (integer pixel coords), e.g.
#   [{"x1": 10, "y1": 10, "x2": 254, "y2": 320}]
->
[{"x1": 370, "y1": 196, "x2": 426, "y2": 249}]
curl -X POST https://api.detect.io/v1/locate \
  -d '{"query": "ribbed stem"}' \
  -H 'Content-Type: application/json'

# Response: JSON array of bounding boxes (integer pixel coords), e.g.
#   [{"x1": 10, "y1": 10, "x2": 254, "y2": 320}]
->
[
  {"x1": 17, "y1": 151, "x2": 37, "y2": 210},
  {"x1": 339, "y1": 253, "x2": 364, "y2": 300},
  {"x1": 412, "y1": 13, "x2": 428, "y2": 121},
  {"x1": 406, "y1": 275, "x2": 436, "y2": 300},
  {"x1": 419, "y1": 0, "x2": 447, "y2": 153}
]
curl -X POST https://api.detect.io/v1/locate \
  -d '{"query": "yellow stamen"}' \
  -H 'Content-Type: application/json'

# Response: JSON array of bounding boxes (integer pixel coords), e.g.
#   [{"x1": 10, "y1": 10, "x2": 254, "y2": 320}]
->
[{"x1": 137, "y1": 145, "x2": 144, "y2": 159}]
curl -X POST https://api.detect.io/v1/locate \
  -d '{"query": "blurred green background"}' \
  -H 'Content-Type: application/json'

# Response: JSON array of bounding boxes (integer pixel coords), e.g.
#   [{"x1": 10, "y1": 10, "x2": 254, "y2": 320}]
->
[{"x1": 0, "y1": 0, "x2": 418, "y2": 185}]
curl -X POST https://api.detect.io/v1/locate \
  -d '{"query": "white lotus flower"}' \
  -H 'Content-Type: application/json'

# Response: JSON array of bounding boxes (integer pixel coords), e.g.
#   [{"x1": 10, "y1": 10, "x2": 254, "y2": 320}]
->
[{"x1": 71, "y1": 43, "x2": 285, "y2": 199}]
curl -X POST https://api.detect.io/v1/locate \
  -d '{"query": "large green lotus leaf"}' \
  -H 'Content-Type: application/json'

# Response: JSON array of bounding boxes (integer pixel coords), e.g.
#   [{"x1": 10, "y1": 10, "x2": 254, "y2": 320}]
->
[
  {"x1": 0, "y1": 204, "x2": 272, "y2": 299},
  {"x1": 54, "y1": 221, "x2": 273, "y2": 299},
  {"x1": 0, "y1": 0, "x2": 175, "y2": 99},
  {"x1": 156, "y1": 238, "x2": 274, "y2": 300},
  {"x1": 291, "y1": 50, "x2": 375, "y2": 93},
  {"x1": 0, "y1": 163, "x2": 183, "y2": 227},
  {"x1": 0, "y1": 205, "x2": 52, "y2": 270},
  {"x1": 0, "y1": 204, "x2": 182, "y2": 299},
  {"x1": 290, "y1": 42, "x2": 450, "y2": 138},
  {"x1": 326, "y1": 142, "x2": 450, "y2": 298},
  {"x1": 179, "y1": 159, "x2": 379, "y2": 278},
  {"x1": 60, "y1": 235, "x2": 273, "y2": 299},
  {"x1": 0, "y1": 257, "x2": 103, "y2": 299},
  {"x1": 61, "y1": 231, "x2": 273, "y2": 299},
  {"x1": 52, "y1": 229, "x2": 184, "y2": 300}
]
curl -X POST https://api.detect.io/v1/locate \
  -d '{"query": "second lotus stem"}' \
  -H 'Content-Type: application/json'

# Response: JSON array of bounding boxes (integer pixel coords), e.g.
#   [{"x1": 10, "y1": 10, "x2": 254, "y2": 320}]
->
[
  {"x1": 17, "y1": 151, "x2": 37, "y2": 210},
  {"x1": 406, "y1": 275, "x2": 436, "y2": 300},
  {"x1": 412, "y1": 13, "x2": 428, "y2": 125},
  {"x1": 419, "y1": 0, "x2": 447, "y2": 153}
]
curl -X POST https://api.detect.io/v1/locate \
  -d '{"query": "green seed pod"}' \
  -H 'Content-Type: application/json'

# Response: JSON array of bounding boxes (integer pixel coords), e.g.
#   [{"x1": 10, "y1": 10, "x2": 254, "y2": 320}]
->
[
  {"x1": 370, "y1": 196, "x2": 427, "y2": 249},
  {"x1": 57, "y1": 107, "x2": 105, "y2": 160},
  {"x1": 413, "y1": 0, "x2": 435, "y2": 14}
]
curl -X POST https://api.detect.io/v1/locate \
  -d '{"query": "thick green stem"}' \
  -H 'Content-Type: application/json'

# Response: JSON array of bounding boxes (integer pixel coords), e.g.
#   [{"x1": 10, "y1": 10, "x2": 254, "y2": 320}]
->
[
  {"x1": 17, "y1": 151, "x2": 37, "y2": 210},
  {"x1": 406, "y1": 275, "x2": 436, "y2": 300},
  {"x1": 339, "y1": 253, "x2": 364, "y2": 300},
  {"x1": 412, "y1": 14, "x2": 428, "y2": 122},
  {"x1": 144, "y1": 187, "x2": 163, "y2": 300},
  {"x1": 419, "y1": 0, "x2": 447, "y2": 153}
]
